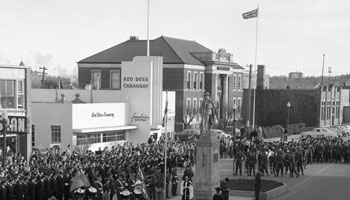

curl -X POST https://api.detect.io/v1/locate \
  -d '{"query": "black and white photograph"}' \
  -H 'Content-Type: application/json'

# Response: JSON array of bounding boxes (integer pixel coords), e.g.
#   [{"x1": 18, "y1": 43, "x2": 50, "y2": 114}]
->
[{"x1": 0, "y1": 0, "x2": 350, "y2": 200}]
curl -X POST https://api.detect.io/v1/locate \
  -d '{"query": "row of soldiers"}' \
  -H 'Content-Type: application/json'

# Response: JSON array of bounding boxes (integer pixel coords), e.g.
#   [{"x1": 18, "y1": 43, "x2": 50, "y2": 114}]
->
[
  {"x1": 227, "y1": 135, "x2": 350, "y2": 178},
  {"x1": 0, "y1": 137, "x2": 196, "y2": 200}
]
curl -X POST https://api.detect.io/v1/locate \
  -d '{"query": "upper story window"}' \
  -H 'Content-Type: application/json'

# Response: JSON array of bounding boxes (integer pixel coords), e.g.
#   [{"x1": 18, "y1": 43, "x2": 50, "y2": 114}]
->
[
  {"x1": 193, "y1": 72, "x2": 198, "y2": 90},
  {"x1": 51, "y1": 125, "x2": 61, "y2": 144},
  {"x1": 186, "y1": 98, "x2": 191, "y2": 115},
  {"x1": 91, "y1": 70, "x2": 101, "y2": 90},
  {"x1": 187, "y1": 71, "x2": 191, "y2": 90},
  {"x1": 233, "y1": 75, "x2": 237, "y2": 90},
  {"x1": 0, "y1": 79, "x2": 25, "y2": 109},
  {"x1": 110, "y1": 70, "x2": 121, "y2": 89},
  {"x1": 237, "y1": 75, "x2": 241, "y2": 90},
  {"x1": 199, "y1": 72, "x2": 204, "y2": 90},
  {"x1": 193, "y1": 98, "x2": 198, "y2": 114}
]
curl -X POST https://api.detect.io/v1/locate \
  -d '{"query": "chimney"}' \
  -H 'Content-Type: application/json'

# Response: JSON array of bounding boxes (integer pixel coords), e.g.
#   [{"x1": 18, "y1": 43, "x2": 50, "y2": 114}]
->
[{"x1": 129, "y1": 36, "x2": 139, "y2": 41}]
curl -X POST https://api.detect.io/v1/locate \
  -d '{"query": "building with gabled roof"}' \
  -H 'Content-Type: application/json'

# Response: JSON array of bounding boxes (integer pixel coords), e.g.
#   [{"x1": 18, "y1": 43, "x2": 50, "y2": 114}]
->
[{"x1": 78, "y1": 36, "x2": 244, "y2": 132}]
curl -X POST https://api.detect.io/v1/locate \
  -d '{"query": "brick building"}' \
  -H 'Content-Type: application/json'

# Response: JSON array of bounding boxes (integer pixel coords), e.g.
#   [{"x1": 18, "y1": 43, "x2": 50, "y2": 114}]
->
[{"x1": 77, "y1": 36, "x2": 244, "y2": 131}]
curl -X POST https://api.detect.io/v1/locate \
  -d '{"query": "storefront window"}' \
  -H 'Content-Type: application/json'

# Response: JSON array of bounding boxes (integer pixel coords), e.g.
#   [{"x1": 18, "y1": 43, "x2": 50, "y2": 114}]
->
[
  {"x1": 0, "y1": 80, "x2": 16, "y2": 109},
  {"x1": 103, "y1": 131, "x2": 126, "y2": 142}
]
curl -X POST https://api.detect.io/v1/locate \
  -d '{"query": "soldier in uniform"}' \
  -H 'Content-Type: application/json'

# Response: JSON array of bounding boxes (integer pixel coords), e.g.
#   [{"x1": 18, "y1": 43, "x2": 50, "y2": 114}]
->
[
  {"x1": 234, "y1": 150, "x2": 243, "y2": 176},
  {"x1": 171, "y1": 167, "x2": 179, "y2": 196},
  {"x1": 200, "y1": 92, "x2": 218, "y2": 133},
  {"x1": 248, "y1": 152, "x2": 256, "y2": 176}
]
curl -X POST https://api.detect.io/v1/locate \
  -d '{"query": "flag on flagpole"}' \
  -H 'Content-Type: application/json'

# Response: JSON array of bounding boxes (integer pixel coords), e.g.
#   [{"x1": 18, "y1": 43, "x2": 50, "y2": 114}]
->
[
  {"x1": 162, "y1": 91, "x2": 169, "y2": 127},
  {"x1": 242, "y1": 8, "x2": 258, "y2": 19}
]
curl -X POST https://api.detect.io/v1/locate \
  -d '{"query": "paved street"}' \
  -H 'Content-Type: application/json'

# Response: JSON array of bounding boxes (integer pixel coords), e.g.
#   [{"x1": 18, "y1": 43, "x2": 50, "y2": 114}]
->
[{"x1": 219, "y1": 159, "x2": 350, "y2": 200}]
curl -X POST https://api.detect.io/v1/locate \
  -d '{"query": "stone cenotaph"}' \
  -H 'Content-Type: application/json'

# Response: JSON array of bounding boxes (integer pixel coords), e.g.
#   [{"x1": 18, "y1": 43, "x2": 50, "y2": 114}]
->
[{"x1": 194, "y1": 92, "x2": 220, "y2": 200}]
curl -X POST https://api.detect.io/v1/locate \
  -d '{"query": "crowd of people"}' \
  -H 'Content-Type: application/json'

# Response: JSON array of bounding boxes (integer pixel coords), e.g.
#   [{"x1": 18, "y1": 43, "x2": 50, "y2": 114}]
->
[
  {"x1": 1, "y1": 128, "x2": 350, "y2": 200},
  {"x1": 0, "y1": 137, "x2": 195, "y2": 200},
  {"x1": 218, "y1": 133, "x2": 350, "y2": 179}
]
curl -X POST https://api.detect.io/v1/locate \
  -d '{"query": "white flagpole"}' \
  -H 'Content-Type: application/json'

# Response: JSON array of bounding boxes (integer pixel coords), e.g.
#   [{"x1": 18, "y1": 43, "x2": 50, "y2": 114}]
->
[
  {"x1": 252, "y1": 5, "x2": 259, "y2": 131},
  {"x1": 147, "y1": 0, "x2": 150, "y2": 56},
  {"x1": 163, "y1": 90, "x2": 168, "y2": 200}
]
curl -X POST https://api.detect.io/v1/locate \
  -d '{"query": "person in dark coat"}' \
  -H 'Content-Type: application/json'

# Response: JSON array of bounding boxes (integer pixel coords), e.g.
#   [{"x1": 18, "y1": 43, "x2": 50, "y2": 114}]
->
[
  {"x1": 56, "y1": 172, "x2": 65, "y2": 200},
  {"x1": 255, "y1": 171, "x2": 262, "y2": 200},
  {"x1": 220, "y1": 178, "x2": 229, "y2": 200},
  {"x1": 212, "y1": 186, "x2": 223, "y2": 200},
  {"x1": 171, "y1": 168, "x2": 179, "y2": 196},
  {"x1": 28, "y1": 177, "x2": 36, "y2": 200},
  {"x1": 6, "y1": 180, "x2": 15, "y2": 200},
  {"x1": 0, "y1": 180, "x2": 7, "y2": 200},
  {"x1": 63, "y1": 173, "x2": 71, "y2": 200}
]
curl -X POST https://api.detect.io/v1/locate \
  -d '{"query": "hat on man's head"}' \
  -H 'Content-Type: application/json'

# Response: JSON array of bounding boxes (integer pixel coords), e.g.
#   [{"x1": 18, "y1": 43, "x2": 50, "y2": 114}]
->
[
  {"x1": 204, "y1": 91, "x2": 210, "y2": 96},
  {"x1": 215, "y1": 186, "x2": 221, "y2": 192}
]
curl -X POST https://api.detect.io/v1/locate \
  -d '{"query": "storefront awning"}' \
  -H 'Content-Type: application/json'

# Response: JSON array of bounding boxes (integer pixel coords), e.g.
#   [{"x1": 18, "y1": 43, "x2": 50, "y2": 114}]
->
[
  {"x1": 0, "y1": 133, "x2": 17, "y2": 138},
  {"x1": 73, "y1": 125, "x2": 137, "y2": 134}
]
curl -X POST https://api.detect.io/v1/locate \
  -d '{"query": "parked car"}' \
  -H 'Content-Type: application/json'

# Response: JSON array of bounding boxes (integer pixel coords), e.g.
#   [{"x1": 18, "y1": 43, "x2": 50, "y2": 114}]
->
[
  {"x1": 334, "y1": 125, "x2": 350, "y2": 135},
  {"x1": 327, "y1": 126, "x2": 346, "y2": 136},
  {"x1": 175, "y1": 129, "x2": 201, "y2": 141},
  {"x1": 211, "y1": 129, "x2": 232, "y2": 139},
  {"x1": 301, "y1": 127, "x2": 339, "y2": 138}
]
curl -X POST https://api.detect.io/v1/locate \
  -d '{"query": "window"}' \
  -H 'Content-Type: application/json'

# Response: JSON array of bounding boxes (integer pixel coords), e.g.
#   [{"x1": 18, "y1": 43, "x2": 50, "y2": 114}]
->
[
  {"x1": 17, "y1": 80, "x2": 24, "y2": 109},
  {"x1": 237, "y1": 98, "x2": 241, "y2": 113},
  {"x1": 186, "y1": 98, "x2": 192, "y2": 115},
  {"x1": 0, "y1": 80, "x2": 16, "y2": 109},
  {"x1": 232, "y1": 98, "x2": 236, "y2": 111},
  {"x1": 199, "y1": 72, "x2": 204, "y2": 90},
  {"x1": 193, "y1": 72, "x2": 198, "y2": 90},
  {"x1": 110, "y1": 70, "x2": 121, "y2": 89},
  {"x1": 187, "y1": 71, "x2": 191, "y2": 90},
  {"x1": 32, "y1": 125, "x2": 35, "y2": 147},
  {"x1": 199, "y1": 98, "x2": 203, "y2": 111},
  {"x1": 91, "y1": 70, "x2": 101, "y2": 89},
  {"x1": 77, "y1": 133, "x2": 101, "y2": 145},
  {"x1": 51, "y1": 125, "x2": 61, "y2": 144},
  {"x1": 237, "y1": 75, "x2": 241, "y2": 90},
  {"x1": 193, "y1": 98, "x2": 198, "y2": 114},
  {"x1": 232, "y1": 75, "x2": 237, "y2": 90},
  {"x1": 116, "y1": 131, "x2": 126, "y2": 140}
]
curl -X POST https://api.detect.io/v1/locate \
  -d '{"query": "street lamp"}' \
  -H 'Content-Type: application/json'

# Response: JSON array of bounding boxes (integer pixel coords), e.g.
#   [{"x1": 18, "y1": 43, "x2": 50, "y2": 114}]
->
[
  {"x1": 286, "y1": 101, "x2": 291, "y2": 140},
  {"x1": 1, "y1": 110, "x2": 9, "y2": 167}
]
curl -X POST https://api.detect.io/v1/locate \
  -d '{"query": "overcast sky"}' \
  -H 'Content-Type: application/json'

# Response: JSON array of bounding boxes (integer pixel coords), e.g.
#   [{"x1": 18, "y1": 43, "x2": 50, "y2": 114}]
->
[{"x1": 0, "y1": 0, "x2": 349, "y2": 77}]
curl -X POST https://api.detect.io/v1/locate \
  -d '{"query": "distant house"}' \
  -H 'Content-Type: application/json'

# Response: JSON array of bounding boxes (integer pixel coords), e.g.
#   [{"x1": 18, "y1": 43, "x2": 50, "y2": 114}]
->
[{"x1": 289, "y1": 71, "x2": 303, "y2": 79}]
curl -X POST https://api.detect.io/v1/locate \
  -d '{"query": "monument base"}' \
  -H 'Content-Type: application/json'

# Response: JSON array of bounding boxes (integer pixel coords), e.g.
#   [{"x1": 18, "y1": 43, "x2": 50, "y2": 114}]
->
[{"x1": 194, "y1": 132, "x2": 220, "y2": 200}]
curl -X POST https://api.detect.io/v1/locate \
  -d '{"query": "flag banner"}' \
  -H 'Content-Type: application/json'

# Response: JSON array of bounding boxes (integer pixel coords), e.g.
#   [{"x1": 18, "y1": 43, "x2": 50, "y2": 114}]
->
[
  {"x1": 137, "y1": 166, "x2": 150, "y2": 200},
  {"x1": 242, "y1": 8, "x2": 258, "y2": 19},
  {"x1": 162, "y1": 92, "x2": 169, "y2": 127},
  {"x1": 70, "y1": 171, "x2": 91, "y2": 192}
]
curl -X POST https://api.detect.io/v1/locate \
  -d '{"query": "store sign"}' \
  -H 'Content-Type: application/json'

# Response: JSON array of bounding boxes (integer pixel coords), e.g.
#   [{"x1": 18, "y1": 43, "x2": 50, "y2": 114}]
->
[
  {"x1": 0, "y1": 116, "x2": 26, "y2": 134},
  {"x1": 123, "y1": 76, "x2": 149, "y2": 89},
  {"x1": 91, "y1": 112, "x2": 115, "y2": 118},
  {"x1": 131, "y1": 112, "x2": 149, "y2": 122},
  {"x1": 217, "y1": 67, "x2": 230, "y2": 71}
]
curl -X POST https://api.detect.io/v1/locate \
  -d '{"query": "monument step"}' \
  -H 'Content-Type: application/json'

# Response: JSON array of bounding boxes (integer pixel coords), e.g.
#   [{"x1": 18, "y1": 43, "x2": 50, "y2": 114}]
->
[{"x1": 229, "y1": 196, "x2": 254, "y2": 200}]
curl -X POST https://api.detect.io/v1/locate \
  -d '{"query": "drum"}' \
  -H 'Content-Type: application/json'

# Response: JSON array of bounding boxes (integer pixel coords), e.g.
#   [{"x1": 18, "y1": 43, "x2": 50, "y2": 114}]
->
[{"x1": 120, "y1": 189, "x2": 131, "y2": 200}]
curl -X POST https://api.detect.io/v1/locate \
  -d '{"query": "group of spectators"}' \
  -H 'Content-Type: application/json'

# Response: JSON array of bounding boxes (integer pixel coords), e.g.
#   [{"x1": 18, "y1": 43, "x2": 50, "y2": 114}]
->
[
  {"x1": 1, "y1": 128, "x2": 350, "y2": 200},
  {"x1": 218, "y1": 132, "x2": 350, "y2": 179},
  {"x1": 0, "y1": 137, "x2": 196, "y2": 200}
]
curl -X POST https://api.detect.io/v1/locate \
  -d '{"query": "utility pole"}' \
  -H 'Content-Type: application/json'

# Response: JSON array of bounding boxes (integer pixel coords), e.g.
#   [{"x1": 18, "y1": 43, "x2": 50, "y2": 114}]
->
[{"x1": 39, "y1": 67, "x2": 48, "y2": 88}]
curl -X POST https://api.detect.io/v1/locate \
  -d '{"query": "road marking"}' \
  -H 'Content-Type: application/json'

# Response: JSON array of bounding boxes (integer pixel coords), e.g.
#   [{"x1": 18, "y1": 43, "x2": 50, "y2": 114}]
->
[{"x1": 290, "y1": 164, "x2": 333, "y2": 190}]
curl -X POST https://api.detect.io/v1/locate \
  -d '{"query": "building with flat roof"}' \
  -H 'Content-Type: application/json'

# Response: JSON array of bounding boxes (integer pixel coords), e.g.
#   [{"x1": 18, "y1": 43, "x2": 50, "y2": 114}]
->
[{"x1": 0, "y1": 63, "x2": 32, "y2": 160}]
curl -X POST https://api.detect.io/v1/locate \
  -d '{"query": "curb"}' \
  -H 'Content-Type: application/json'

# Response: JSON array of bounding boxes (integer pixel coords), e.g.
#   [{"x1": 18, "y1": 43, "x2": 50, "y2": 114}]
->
[{"x1": 228, "y1": 183, "x2": 287, "y2": 200}]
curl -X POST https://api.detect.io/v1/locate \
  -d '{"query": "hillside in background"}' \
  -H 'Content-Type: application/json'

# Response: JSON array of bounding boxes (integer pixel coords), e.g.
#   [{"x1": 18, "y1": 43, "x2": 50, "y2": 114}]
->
[{"x1": 270, "y1": 74, "x2": 350, "y2": 89}]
